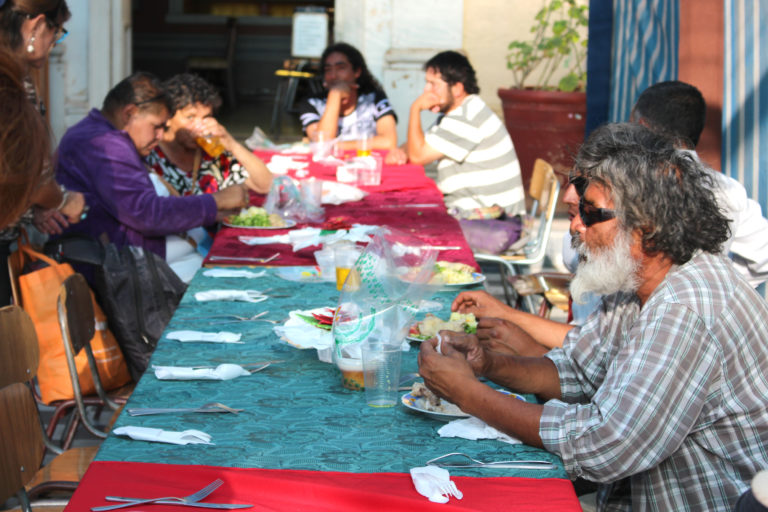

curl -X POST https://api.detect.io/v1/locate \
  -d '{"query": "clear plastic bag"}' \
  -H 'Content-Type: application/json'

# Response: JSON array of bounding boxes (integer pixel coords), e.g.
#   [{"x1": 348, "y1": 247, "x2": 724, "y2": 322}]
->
[
  {"x1": 263, "y1": 175, "x2": 325, "y2": 224},
  {"x1": 331, "y1": 228, "x2": 439, "y2": 379}
]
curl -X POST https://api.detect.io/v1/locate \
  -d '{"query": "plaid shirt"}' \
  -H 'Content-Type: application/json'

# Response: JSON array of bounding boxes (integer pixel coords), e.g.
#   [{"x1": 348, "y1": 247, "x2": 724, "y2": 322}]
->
[{"x1": 540, "y1": 251, "x2": 768, "y2": 511}]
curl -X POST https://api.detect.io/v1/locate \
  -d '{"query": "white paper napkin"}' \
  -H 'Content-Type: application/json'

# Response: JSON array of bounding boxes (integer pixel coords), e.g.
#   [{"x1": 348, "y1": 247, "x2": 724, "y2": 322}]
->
[
  {"x1": 238, "y1": 234, "x2": 290, "y2": 246},
  {"x1": 194, "y1": 290, "x2": 268, "y2": 303},
  {"x1": 438, "y1": 416, "x2": 521, "y2": 444},
  {"x1": 153, "y1": 364, "x2": 251, "y2": 380},
  {"x1": 166, "y1": 330, "x2": 243, "y2": 344},
  {"x1": 410, "y1": 466, "x2": 462, "y2": 503},
  {"x1": 202, "y1": 269, "x2": 266, "y2": 278},
  {"x1": 113, "y1": 426, "x2": 213, "y2": 445},
  {"x1": 322, "y1": 181, "x2": 366, "y2": 205},
  {"x1": 273, "y1": 308, "x2": 334, "y2": 362},
  {"x1": 267, "y1": 155, "x2": 309, "y2": 175}
]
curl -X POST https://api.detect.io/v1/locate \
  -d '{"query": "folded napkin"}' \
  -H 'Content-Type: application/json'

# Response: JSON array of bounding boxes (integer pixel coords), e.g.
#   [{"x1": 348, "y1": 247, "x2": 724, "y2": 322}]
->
[
  {"x1": 166, "y1": 330, "x2": 242, "y2": 344},
  {"x1": 322, "y1": 181, "x2": 366, "y2": 205},
  {"x1": 267, "y1": 155, "x2": 309, "y2": 175},
  {"x1": 238, "y1": 234, "x2": 290, "y2": 246},
  {"x1": 153, "y1": 364, "x2": 250, "y2": 380},
  {"x1": 113, "y1": 426, "x2": 213, "y2": 445},
  {"x1": 194, "y1": 290, "x2": 268, "y2": 303},
  {"x1": 202, "y1": 269, "x2": 266, "y2": 279},
  {"x1": 438, "y1": 417, "x2": 521, "y2": 444},
  {"x1": 410, "y1": 466, "x2": 463, "y2": 504}
]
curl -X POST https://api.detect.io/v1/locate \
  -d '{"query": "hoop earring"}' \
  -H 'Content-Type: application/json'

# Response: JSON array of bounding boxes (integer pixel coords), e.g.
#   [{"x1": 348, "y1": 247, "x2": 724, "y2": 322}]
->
[{"x1": 26, "y1": 36, "x2": 35, "y2": 53}]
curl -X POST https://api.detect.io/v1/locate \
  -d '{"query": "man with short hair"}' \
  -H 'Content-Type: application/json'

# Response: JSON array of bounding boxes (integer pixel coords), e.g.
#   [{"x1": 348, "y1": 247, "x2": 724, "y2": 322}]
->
[
  {"x1": 56, "y1": 72, "x2": 247, "y2": 259},
  {"x1": 390, "y1": 51, "x2": 525, "y2": 217},
  {"x1": 419, "y1": 123, "x2": 768, "y2": 510}
]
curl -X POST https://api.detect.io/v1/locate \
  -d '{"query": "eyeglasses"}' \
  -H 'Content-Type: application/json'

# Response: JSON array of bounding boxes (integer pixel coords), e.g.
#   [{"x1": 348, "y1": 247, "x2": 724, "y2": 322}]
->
[
  {"x1": 54, "y1": 26, "x2": 68, "y2": 44},
  {"x1": 569, "y1": 175, "x2": 588, "y2": 197},
  {"x1": 578, "y1": 197, "x2": 616, "y2": 227}
]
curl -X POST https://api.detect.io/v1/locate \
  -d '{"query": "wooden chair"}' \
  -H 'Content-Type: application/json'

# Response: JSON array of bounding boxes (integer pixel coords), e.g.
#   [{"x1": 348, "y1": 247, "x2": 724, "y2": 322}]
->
[
  {"x1": 56, "y1": 274, "x2": 131, "y2": 445},
  {"x1": 474, "y1": 159, "x2": 561, "y2": 311},
  {"x1": 186, "y1": 17, "x2": 238, "y2": 108},
  {"x1": 0, "y1": 306, "x2": 98, "y2": 510}
]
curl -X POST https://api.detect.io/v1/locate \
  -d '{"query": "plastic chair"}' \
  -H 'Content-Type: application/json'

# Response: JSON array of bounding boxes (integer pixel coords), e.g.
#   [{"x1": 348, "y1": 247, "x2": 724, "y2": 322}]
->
[
  {"x1": 0, "y1": 306, "x2": 98, "y2": 510},
  {"x1": 474, "y1": 159, "x2": 560, "y2": 311},
  {"x1": 186, "y1": 17, "x2": 238, "y2": 108},
  {"x1": 56, "y1": 274, "x2": 131, "y2": 444}
]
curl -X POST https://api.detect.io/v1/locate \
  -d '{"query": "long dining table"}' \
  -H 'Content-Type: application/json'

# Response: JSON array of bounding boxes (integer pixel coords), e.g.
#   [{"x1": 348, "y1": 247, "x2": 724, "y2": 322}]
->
[{"x1": 62, "y1": 151, "x2": 581, "y2": 511}]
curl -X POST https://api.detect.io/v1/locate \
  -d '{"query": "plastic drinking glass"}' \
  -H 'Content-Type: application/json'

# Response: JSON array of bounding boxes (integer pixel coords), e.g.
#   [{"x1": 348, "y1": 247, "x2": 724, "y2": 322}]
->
[
  {"x1": 361, "y1": 338, "x2": 402, "y2": 407},
  {"x1": 300, "y1": 178, "x2": 323, "y2": 208},
  {"x1": 313, "y1": 248, "x2": 335, "y2": 281},
  {"x1": 334, "y1": 246, "x2": 361, "y2": 291},
  {"x1": 196, "y1": 135, "x2": 225, "y2": 158}
]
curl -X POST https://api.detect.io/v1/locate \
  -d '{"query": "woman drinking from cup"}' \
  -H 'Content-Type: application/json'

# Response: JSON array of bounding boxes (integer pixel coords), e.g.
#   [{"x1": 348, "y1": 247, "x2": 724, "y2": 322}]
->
[
  {"x1": 146, "y1": 73, "x2": 272, "y2": 196},
  {"x1": 297, "y1": 42, "x2": 398, "y2": 153}
]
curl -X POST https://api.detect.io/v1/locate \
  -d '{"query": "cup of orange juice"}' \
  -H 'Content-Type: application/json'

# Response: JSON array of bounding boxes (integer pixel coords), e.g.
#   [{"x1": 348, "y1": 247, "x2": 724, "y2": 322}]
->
[
  {"x1": 334, "y1": 246, "x2": 361, "y2": 291},
  {"x1": 196, "y1": 135, "x2": 225, "y2": 158},
  {"x1": 337, "y1": 357, "x2": 365, "y2": 390}
]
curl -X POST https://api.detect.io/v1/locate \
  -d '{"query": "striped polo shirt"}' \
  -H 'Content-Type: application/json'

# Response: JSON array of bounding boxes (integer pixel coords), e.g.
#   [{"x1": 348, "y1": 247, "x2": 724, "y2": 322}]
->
[{"x1": 425, "y1": 94, "x2": 525, "y2": 216}]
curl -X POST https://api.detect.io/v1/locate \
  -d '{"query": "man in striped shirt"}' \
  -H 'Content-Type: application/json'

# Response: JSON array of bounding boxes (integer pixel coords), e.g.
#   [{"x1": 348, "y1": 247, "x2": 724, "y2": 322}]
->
[
  {"x1": 393, "y1": 51, "x2": 525, "y2": 217},
  {"x1": 419, "y1": 123, "x2": 768, "y2": 510}
]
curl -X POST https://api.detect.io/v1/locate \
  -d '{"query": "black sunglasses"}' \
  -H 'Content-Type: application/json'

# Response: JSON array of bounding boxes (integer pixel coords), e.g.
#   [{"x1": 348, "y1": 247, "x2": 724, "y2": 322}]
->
[
  {"x1": 569, "y1": 175, "x2": 588, "y2": 197},
  {"x1": 578, "y1": 197, "x2": 616, "y2": 227}
]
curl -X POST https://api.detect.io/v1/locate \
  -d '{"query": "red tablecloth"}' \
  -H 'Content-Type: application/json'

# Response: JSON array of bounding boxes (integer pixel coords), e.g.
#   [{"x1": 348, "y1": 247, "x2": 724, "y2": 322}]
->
[
  {"x1": 204, "y1": 151, "x2": 477, "y2": 268},
  {"x1": 66, "y1": 461, "x2": 581, "y2": 511}
]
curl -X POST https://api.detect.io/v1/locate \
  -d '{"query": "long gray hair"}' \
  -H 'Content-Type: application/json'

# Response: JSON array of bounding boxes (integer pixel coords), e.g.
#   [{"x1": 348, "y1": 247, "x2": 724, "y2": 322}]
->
[{"x1": 572, "y1": 123, "x2": 730, "y2": 264}]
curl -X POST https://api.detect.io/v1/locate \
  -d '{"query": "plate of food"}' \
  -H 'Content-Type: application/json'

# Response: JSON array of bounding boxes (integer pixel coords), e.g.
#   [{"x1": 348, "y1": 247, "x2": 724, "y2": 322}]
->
[
  {"x1": 402, "y1": 382, "x2": 523, "y2": 421},
  {"x1": 430, "y1": 261, "x2": 485, "y2": 287},
  {"x1": 406, "y1": 312, "x2": 477, "y2": 343},
  {"x1": 223, "y1": 206, "x2": 297, "y2": 230}
]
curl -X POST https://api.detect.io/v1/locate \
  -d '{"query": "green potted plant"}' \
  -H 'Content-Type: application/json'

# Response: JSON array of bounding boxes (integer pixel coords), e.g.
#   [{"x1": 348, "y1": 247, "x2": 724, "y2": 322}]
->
[{"x1": 498, "y1": 0, "x2": 589, "y2": 189}]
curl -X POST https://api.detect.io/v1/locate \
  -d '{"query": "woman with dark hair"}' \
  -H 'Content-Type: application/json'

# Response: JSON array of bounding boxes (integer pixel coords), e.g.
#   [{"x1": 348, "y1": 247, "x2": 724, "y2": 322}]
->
[
  {"x1": 146, "y1": 73, "x2": 272, "y2": 196},
  {"x1": 0, "y1": 0, "x2": 85, "y2": 306},
  {"x1": 297, "y1": 42, "x2": 397, "y2": 151}
]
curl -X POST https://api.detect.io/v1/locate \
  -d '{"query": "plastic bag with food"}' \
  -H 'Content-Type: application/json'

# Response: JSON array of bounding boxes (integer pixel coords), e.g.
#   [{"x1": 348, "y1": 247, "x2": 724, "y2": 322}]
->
[
  {"x1": 331, "y1": 228, "x2": 439, "y2": 389},
  {"x1": 263, "y1": 175, "x2": 324, "y2": 224}
]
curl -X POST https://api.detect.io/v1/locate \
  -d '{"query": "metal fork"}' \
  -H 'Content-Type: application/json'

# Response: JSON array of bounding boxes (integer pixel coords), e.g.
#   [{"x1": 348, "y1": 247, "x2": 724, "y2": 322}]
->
[
  {"x1": 427, "y1": 452, "x2": 556, "y2": 470},
  {"x1": 208, "y1": 252, "x2": 280, "y2": 263},
  {"x1": 92, "y1": 479, "x2": 223, "y2": 511}
]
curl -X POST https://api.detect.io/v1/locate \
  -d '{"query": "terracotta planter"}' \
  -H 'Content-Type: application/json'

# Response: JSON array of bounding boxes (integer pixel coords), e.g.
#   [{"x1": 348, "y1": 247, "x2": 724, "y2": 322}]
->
[{"x1": 497, "y1": 88, "x2": 587, "y2": 191}]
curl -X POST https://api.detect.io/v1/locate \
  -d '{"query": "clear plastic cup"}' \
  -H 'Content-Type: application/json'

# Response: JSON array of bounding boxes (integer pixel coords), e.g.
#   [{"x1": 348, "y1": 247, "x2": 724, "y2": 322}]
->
[
  {"x1": 361, "y1": 338, "x2": 402, "y2": 407},
  {"x1": 313, "y1": 248, "x2": 335, "y2": 281},
  {"x1": 334, "y1": 246, "x2": 361, "y2": 291},
  {"x1": 300, "y1": 178, "x2": 323, "y2": 208}
]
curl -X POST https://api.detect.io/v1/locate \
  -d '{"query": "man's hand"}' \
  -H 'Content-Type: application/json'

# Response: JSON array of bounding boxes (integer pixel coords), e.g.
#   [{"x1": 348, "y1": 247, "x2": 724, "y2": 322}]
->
[
  {"x1": 418, "y1": 332, "x2": 480, "y2": 401},
  {"x1": 384, "y1": 147, "x2": 407, "y2": 165},
  {"x1": 477, "y1": 317, "x2": 549, "y2": 357},
  {"x1": 212, "y1": 184, "x2": 249, "y2": 213},
  {"x1": 452, "y1": 290, "x2": 511, "y2": 319},
  {"x1": 413, "y1": 90, "x2": 442, "y2": 113}
]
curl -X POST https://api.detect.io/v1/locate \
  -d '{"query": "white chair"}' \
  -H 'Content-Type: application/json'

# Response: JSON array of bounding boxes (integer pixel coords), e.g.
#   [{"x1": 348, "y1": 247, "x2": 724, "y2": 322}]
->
[{"x1": 474, "y1": 159, "x2": 560, "y2": 311}]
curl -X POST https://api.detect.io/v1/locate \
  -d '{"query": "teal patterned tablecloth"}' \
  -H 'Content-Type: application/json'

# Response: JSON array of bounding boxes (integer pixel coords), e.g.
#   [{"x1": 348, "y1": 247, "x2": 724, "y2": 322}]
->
[{"x1": 96, "y1": 267, "x2": 567, "y2": 479}]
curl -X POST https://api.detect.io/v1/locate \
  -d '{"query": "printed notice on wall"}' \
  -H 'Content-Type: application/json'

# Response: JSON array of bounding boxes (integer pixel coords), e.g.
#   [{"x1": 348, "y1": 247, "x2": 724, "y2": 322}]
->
[{"x1": 291, "y1": 12, "x2": 328, "y2": 58}]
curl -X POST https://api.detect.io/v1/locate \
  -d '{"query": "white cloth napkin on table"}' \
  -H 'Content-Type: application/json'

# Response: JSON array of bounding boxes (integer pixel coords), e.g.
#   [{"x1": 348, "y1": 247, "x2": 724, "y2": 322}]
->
[
  {"x1": 322, "y1": 181, "x2": 366, "y2": 205},
  {"x1": 267, "y1": 155, "x2": 309, "y2": 175},
  {"x1": 438, "y1": 416, "x2": 521, "y2": 444},
  {"x1": 194, "y1": 290, "x2": 268, "y2": 303},
  {"x1": 410, "y1": 466, "x2": 463, "y2": 504},
  {"x1": 202, "y1": 269, "x2": 266, "y2": 279},
  {"x1": 112, "y1": 426, "x2": 213, "y2": 445},
  {"x1": 153, "y1": 364, "x2": 251, "y2": 380},
  {"x1": 166, "y1": 330, "x2": 242, "y2": 344}
]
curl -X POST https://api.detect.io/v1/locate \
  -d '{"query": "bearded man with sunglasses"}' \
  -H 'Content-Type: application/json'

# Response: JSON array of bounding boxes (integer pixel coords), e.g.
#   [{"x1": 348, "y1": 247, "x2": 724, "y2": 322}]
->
[{"x1": 418, "y1": 123, "x2": 768, "y2": 511}]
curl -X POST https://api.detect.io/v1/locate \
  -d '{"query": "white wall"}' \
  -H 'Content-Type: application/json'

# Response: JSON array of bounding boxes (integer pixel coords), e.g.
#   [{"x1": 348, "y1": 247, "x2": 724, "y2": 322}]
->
[{"x1": 47, "y1": 0, "x2": 131, "y2": 143}]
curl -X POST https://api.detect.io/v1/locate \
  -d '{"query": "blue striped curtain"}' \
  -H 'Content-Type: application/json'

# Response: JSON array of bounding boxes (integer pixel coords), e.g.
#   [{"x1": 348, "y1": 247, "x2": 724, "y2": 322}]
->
[
  {"x1": 609, "y1": 0, "x2": 679, "y2": 122},
  {"x1": 723, "y1": 0, "x2": 768, "y2": 215}
]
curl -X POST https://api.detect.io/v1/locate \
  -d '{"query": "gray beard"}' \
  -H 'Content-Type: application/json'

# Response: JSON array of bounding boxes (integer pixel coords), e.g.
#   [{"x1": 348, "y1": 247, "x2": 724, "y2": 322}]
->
[{"x1": 570, "y1": 230, "x2": 640, "y2": 304}]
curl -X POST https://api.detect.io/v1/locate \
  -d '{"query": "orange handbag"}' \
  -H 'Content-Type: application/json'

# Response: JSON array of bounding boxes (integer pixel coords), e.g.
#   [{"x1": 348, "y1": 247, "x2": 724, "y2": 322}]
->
[{"x1": 16, "y1": 241, "x2": 132, "y2": 404}]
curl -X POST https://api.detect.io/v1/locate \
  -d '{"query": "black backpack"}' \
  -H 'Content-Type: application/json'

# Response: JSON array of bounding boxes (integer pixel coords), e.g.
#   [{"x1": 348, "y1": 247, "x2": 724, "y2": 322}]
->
[{"x1": 46, "y1": 235, "x2": 186, "y2": 381}]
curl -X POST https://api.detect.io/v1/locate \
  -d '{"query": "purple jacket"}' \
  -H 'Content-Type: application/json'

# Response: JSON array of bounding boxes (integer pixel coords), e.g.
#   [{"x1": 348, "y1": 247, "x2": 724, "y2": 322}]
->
[{"x1": 55, "y1": 109, "x2": 217, "y2": 257}]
